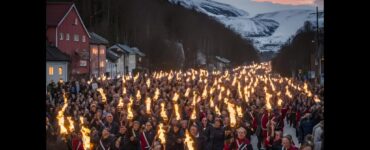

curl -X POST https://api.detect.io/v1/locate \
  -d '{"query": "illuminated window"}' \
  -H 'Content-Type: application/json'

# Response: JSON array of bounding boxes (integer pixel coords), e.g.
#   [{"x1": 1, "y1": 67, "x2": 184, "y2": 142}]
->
[
  {"x1": 74, "y1": 18, "x2": 78, "y2": 25},
  {"x1": 74, "y1": 34, "x2": 79, "y2": 41},
  {"x1": 100, "y1": 49, "x2": 105, "y2": 55},
  {"x1": 58, "y1": 67, "x2": 63, "y2": 75},
  {"x1": 66, "y1": 33, "x2": 70, "y2": 40},
  {"x1": 92, "y1": 48, "x2": 98, "y2": 55},
  {"x1": 82, "y1": 35, "x2": 86, "y2": 42},
  {"x1": 59, "y1": 33, "x2": 63, "y2": 40},
  {"x1": 100, "y1": 61, "x2": 105, "y2": 68},
  {"x1": 48, "y1": 66, "x2": 54, "y2": 75}
]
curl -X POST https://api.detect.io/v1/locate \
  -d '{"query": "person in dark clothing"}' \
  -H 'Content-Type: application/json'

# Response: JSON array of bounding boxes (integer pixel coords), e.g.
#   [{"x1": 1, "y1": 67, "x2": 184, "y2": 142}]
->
[
  {"x1": 198, "y1": 117, "x2": 211, "y2": 137},
  {"x1": 265, "y1": 130, "x2": 282, "y2": 150},
  {"x1": 139, "y1": 121, "x2": 156, "y2": 150},
  {"x1": 298, "y1": 113, "x2": 314, "y2": 144},
  {"x1": 104, "y1": 113, "x2": 119, "y2": 135},
  {"x1": 96, "y1": 128, "x2": 115, "y2": 150},
  {"x1": 125, "y1": 121, "x2": 141, "y2": 150},
  {"x1": 205, "y1": 118, "x2": 225, "y2": 150},
  {"x1": 166, "y1": 124, "x2": 184, "y2": 150},
  {"x1": 190, "y1": 125, "x2": 207, "y2": 150},
  {"x1": 229, "y1": 127, "x2": 253, "y2": 150},
  {"x1": 113, "y1": 126, "x2": 128, "y2": 150}
]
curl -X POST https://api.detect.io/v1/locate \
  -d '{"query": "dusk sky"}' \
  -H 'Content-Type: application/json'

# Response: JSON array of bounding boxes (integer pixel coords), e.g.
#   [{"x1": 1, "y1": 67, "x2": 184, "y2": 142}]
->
[{"x1": 213, "y1": 0, "x2": 324, "y2": 16}]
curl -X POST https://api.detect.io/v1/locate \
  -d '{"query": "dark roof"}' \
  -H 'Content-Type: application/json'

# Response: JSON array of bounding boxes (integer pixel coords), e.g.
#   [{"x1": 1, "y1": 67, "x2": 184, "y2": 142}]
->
[
  {"x1": 90, "y1": 32, "x2": 109, "y2": 45},
  {"x1": 106, "y1": 49, "x2": 120, "y2": 62},
  {"x1": 131, "y1": 47, "x2": 146, "y2": 57},
  {"x1": 46, "y1": 43, "x2": 70, "y2": 61},
  {"x1": 46, "y1": 2, "x2": 73, "y2": 26},
  {"x1": 215, "y1": 56, "x2": 230, "y2": 63}
]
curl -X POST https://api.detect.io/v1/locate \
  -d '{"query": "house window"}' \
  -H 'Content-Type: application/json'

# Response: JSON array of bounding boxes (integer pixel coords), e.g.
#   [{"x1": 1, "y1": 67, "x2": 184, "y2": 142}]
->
[
  {"x1": 58, "y1": 67, "x2": 63, "y2": 75},
  {"x1": 100, "y1": 49, "x2": 105, "y2": 55},
  {"x1": 66, "y1": 33, "x2": 70, "y2": 40},
  {"x1": 48, "y1": 66, "x2": 54, "y2": 75},
  {"x1": 92, "y1": 48, "x2": 98, "y2": 55},
  {"x1": 80, "y1": 60, "x2": 87, "y2": 66},
  {"x1": 74, "y1": 18, "x2": 78, "y2": 25},
  {"x1": 100, "y1": 61, "x2": 105, "y2": 68},
  {"x1": 74, "y1": 34, "x2": 79, "y2": 41},
  {"x1": 59, "y1": 33, "x2": 63, "y2": 40},
  {"x1": 82, "y1": 35, "x2": 86, "y2": 42}
]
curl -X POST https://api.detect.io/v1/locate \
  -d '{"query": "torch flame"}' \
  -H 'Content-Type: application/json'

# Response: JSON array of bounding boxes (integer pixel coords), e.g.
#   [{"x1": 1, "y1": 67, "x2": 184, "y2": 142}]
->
[
  {"x1": 202, "y1": 85, "x2": 208, "y2": 99},
  {"x1": 285, "y1": 86, "x2": 293, "y2": 99},
  {"x1": 184, "y1": 88, "x2": 191, "y2": 98},
  {"x1": 160, "y1": 103, "x2": 168, "y2": 121},
  {"x1": 79, "y1": 116, "x2": 91, "y2": 150},
  {"x1": 191, "y1": 106, "x2": 196, "y2": 120},
  {"x1": 174, "y1": 104, "x2": 181, "y2": 120},
  {"x1": 277, "y1": 98, "x2": 283, "y2": 107},
  {"x1": 127, "y1": 96, "x2": 134, "y2": 120},
  {"x1": 184, "y1": 130, "x2": 195, "y2": 150},
  {"x1": 145, "y1": 97, "x2": 151, "y2": 114},
  {"x1": 118, "y1": 97, "x2": 124, "y2": 108},
  {"x1": 210, "y1": 97, "x2": 214, "y2": 108},
  {"x1": 157, "y1": 123, "x2": 166, "y2": 145},
  {"x1": 67, "y1": 116, "x2": 74, "y2": 133},
  {"x1": 136, "y1": 90, "x2": 141, "y2": 101},
  {"x1": 97, "y1": 88, "x2": 107, "y2": 103},
  {"x1": 227, "y1": 102, "x2": 237, "y2": 128},
  {"x1": 57, "y1": 93, "x2": 68, "y2": 135},
  {"x1": 153, "y1": 88, "x2": 160, "y2": 101},
  {"x1": 236, "y1": 106, "x2": 243, "y2": 118},
  {"x1": 146, "y1": 78, "x2": 151, "y2": 88},
  {"x1": 215, "y1": 106, "x2": 221, "y2": 116}
]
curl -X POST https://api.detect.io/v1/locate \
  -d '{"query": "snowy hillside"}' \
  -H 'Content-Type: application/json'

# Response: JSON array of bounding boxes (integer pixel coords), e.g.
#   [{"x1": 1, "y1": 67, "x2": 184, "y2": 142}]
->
[{"x1": 168, "y1": 0, "x2": 324, "y2": 52}]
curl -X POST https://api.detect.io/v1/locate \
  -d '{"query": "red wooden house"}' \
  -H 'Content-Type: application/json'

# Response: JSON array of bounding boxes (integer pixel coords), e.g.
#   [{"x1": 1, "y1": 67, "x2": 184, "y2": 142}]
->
[{"x1": 47, "y1": 2, "x2": 91, "y2": 77}]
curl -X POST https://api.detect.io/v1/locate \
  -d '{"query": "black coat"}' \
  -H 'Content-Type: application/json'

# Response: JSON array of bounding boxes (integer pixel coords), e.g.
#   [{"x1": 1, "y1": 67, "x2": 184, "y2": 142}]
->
[
  {"x1": 105, "y1": 121, "x2": 120, "y2": 135},
  {"x1": 205, "y1": 126, "x2": 225, "y2": 150},
  {"x1": 113, "y1": 133, "x2": 128, "y2": 150},
  {"x1": 166, "y1": 130, "x2": 184, "y2": 150},
  {"x1": 96, "y1": 135, "x2": 115, "y2": 150},
  {"x1": 124, "y1": 129, "x2": 141, "y2": 150},
  {"x1": 193, "y1": 133, "x2": 207, "y2": 150}
]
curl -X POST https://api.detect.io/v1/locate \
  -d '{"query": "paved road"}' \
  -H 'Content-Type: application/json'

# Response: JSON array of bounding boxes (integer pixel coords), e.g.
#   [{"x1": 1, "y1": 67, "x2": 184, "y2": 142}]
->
[{"x1": 250, "y1": 118, "x2": 300, "y2": 149}]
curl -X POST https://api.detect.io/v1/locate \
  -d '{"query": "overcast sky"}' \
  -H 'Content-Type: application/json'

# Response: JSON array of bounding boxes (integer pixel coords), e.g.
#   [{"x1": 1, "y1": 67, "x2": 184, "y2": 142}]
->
[{"x1": 213, "y1": 0, "x2": 324, "y2": 16}]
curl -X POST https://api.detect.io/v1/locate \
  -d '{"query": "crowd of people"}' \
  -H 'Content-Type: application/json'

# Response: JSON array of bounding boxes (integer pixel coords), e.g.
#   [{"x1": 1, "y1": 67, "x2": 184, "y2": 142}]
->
[{"x1": 46, "y1": 63, "x2": 324, "y2": 150}]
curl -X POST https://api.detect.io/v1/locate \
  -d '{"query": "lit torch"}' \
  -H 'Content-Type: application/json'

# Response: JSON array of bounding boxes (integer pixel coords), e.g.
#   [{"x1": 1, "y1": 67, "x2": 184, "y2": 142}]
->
[
  {"x1": 227, "y1": 102, "x2": 237, "y2": 128},
  {"x1": 97, "y1": 88, "x2": 107, "y2": 103},
  {"x1": 67, "y1": 116, "x2": 74, "y2": 133},
  {"x1": 236, "y1": 106, "x2": 243, "y2": 118},
  {"x1": 127, "y1": 96, "x2": 134, "y2": 120},
  {"x1": 157, "y1": 123, "x2": 166, "y2": 148},
  {"x1": 184, "y1": 129, "x2": 195, "y2": 150},
  {"x1": 145, "y1": 97, "x2": 151, "y2": 114},
  {"x1": 153, "y1": 88, "x2": 160, "y2": 101},
  {"x1": 160, "y1": 103, "x2": 168, "y2": 121},
  {"x1": 57, "y1": 93, "x2": 68, "y2": 135},
  {"x1": 136, "y1": 90, "x2": 141, "y2": 101},
  {"x1": 79, "y1": 116, "x2": 91, "y2": 150}
]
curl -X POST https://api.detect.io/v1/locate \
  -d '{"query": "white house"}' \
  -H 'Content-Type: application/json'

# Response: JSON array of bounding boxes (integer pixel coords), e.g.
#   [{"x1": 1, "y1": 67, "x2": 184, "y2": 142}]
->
[
  {"x1": 108, "y1": 44, "x2": 145, "y2": 75},
  {"x1": 106, "y1": 48, "x2": 120, "y2": 78},
  {"x1": 46, "y1": 43, "x2": 70, "y2": 85}
]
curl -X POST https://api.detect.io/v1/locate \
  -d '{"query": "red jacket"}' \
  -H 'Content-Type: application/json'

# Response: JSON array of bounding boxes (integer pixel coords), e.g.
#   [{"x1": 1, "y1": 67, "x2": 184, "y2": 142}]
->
[
  {"x1": 285, "y1": 146, "x2": 299, "y2": 150},
  {"x1": 72, "y1": 138, "x2": 84, "y2": 150},
  {"x1": 230, "y1": 138, "x2": 252, "y2": 150}
]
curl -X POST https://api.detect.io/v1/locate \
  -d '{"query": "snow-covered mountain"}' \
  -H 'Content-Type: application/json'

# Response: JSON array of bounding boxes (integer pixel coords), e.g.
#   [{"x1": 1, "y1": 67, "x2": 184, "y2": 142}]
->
[{"x1": 168, "y1": 0, "x2": 324, "y2": 52}]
